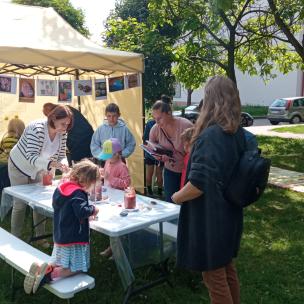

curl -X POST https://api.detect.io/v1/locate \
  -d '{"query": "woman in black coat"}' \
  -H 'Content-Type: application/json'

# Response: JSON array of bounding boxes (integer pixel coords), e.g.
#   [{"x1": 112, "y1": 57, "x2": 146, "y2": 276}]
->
[{"x1": 171, "y1": 76, "x2": 245, "y2": 304}]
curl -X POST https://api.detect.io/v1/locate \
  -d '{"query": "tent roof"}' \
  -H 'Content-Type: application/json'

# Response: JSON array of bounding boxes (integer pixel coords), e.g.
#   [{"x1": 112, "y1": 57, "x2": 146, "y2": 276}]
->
[{"x1": 0, "y1": 3, "x2": 144, "y2": 76}]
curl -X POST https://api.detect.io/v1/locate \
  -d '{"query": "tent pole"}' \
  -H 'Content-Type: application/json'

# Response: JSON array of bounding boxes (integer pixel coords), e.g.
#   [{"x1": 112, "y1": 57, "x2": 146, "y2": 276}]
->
[
  {"x1": 75, "y1": 70, "x2": 81, "y2": 113},
  {"x1": 141, "y1": 73, "x2": 146, "y2": 195}
]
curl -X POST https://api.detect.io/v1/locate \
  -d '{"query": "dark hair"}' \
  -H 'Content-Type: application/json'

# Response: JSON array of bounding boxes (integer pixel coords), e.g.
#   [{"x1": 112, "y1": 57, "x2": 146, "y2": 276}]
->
[
  {"x1": 105, "y1": 103, "x2": 120, "y2": 115},
  {"x1": 152, "y1": 95, "x2": 172, "y2": 114},
  {"x1": 43, "y1": 103, "x2": 74, "y2": 131},
  {"x1": 69, "y1": 159, "x2": 101, "y2": 188},
  {"x1": 160, "y1": 94, "x2": 172, "y2": 104}
]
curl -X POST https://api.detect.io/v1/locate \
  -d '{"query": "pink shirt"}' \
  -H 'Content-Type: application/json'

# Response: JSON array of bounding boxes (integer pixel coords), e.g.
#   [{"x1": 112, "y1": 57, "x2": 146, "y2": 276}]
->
[
  {"x1": 180, "y1": 152, "x2": 190, "y2": 188},
  {"x1": 104, "y1": 159, "x2": 131, "y2": 190},
  {"x1": 149, "y1": 117, "x2": 193, "y2": 173}
]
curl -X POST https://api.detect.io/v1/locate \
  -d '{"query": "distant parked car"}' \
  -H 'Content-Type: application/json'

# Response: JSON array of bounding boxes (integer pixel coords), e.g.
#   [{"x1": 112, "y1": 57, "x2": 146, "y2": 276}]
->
[
  {"x1": 173, "y1": 103, "x2": 254, "y2": 127},
  {"x1": 267, "y1": 97, "x2": 304, "y2": 125}
]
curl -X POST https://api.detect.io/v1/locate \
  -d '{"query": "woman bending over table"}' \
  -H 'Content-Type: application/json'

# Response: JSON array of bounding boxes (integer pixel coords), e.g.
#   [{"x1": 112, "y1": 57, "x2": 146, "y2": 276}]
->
[{"x1": 8, "y1": 103, "x2": 73, "y2": 245}]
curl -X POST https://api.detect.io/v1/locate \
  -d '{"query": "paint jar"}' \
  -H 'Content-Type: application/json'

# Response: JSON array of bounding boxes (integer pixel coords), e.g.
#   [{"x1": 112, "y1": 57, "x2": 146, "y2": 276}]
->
[{"x1": 124, "y1": 187, "x2": 136, "y2": 209}]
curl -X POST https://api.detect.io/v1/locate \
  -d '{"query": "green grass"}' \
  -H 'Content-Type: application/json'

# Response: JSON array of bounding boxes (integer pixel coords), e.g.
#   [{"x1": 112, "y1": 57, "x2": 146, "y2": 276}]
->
[
  {"x1": 0, "y1": 187, "x2": 303, "y2": 303},
  {"x1": 257, "y1": 136, "x2": 304, "y2": 173},
  {"x1": 241, "y1": 105, "x2": 268, "y2": 117},
  {"x1": 272, "y1": 125, "x2": 304, "y2": 134}
]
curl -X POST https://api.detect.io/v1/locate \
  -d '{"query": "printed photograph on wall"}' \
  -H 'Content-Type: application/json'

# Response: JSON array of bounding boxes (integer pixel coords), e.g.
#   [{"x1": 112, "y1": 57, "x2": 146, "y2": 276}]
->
[
  {"x1": 126, "y1": 73, "x2": 140, "y2": 89},
  {"x1": 74, "y1": 80, "x2": 92, "y2": 96},
  {"x1": 37, "y1": 79, "x2": 57, "y2": 96},
  {"x1": 58, "y1": 80, "x2": 72, "y2": 102},
  {"x1": 19, "y1": 78, "x2": 35, "y2": 103},
  {"x1": 95, "y1": 79, "x2": 107, "y2": 100},
  {"x1": 108, "y1": 76, "x2": 124, "y2": 92},
  {"x1": 0, "y1": 75, "x2": 17, "y2": 94}
]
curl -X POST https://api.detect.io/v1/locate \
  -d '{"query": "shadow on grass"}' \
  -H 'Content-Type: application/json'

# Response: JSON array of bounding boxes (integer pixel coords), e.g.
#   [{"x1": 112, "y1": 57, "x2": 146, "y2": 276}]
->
[{"x1": 0, "y1": 187, "x2": 303, "y2": 303}]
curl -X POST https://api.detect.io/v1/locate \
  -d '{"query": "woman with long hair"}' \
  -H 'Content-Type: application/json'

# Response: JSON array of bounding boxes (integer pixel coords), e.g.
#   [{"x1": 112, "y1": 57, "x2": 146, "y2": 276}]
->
[
  {"x1": 8, "y1": 103, "x2": 73, "y2": 246},
  {"x1": 172, "y1": 76, "x2": 245, "y2": 304}
]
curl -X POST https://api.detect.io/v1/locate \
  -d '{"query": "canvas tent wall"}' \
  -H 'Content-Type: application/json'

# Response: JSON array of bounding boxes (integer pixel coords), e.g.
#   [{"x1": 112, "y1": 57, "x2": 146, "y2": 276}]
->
[{"x1": 0, "y1": 3, "x2": 145, "y2": 192}]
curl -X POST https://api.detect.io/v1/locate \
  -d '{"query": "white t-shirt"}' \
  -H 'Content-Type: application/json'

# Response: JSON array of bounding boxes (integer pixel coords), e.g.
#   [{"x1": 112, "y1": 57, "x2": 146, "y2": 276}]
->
[{"x1": 40, "y1": 124, "x2": 60, "y2": 161}]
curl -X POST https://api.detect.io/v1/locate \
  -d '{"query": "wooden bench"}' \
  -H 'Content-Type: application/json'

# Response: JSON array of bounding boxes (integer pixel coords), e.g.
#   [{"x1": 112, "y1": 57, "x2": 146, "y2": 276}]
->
[{"x1": 0, "y1": 227, "x2": 95, "y2": 303}]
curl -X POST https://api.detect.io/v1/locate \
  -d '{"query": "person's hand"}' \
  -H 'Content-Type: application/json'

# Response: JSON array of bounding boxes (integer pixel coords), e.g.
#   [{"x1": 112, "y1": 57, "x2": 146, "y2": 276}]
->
[
  {"x1": 93, "y1": 206, "x2": 99, "y2": 216},
  {"x1": 49, "y1": 161, "x2": 61, "y2": 170},
  {"x1": 59, "y1": 163, "x2": 70, "y2": 173},
  {"x1": 99, "y1": 168, "x2": 105, "y2": 179},
  {"x1": 161, "y1": 154, "x2": 175, "y2": 163},
  {"x1": 171, "y1": 192, "x2": 183, "y2": 205}
]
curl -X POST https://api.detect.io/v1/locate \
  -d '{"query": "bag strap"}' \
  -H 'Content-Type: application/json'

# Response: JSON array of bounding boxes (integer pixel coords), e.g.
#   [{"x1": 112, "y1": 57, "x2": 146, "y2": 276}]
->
[{"x1": 160, "y1": 127, "x2": 175, "y2": 150}]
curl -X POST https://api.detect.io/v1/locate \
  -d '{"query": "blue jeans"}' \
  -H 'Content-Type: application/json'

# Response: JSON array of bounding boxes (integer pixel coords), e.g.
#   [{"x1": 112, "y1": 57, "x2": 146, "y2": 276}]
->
[{"x1": 163, "y1": 168, "x2": 182, "y2": 203}]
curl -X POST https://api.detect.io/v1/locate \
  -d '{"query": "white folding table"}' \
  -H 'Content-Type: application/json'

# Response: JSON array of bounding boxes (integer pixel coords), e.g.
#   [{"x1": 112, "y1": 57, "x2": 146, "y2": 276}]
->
[{"x1": 0, "y1": 183, "x2": 180, "y2": 303}]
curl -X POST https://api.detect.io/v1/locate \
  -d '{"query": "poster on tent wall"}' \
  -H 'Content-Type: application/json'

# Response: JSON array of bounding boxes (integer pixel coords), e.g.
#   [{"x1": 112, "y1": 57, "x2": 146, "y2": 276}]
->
[
  {"x1": 95, "y1": 79, "x2": 107, "y2": 100},
  {"x1": 0, "y1": 75, "x2": 17, "y2": 94},
  {"x1": 125, "y1": 73, "x2": 140, "y2": 89},
  {"x1": 74, "y1": 80, "x2": 92, "y2": 96},
  {"x1": 37, "y1": 79, "x2": 57, "y2": 96},
  {"x1": 19, "y1": 78, "x2": 35, "y2": 103},
  {"x1": 58, "y1": 81, "x2": 72, "y2": 102},
  {"x1": 108, "y1": 76, "x2": 124, "y2": 92}
]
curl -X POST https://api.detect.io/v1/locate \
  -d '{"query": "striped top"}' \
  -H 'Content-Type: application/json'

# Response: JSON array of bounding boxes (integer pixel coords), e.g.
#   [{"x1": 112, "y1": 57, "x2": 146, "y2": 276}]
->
[
  {"x1": 0, "y1": 135, "x2": 19, "y2": 154},
  {"x1": 9, "y1": 120, "x2": 67, "y2": 179}
]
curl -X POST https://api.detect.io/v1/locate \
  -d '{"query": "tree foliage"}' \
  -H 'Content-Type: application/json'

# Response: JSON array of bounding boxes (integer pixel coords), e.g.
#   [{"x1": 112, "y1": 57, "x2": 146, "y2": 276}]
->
[
  {"x1": 149, "y1": 0, "x2": 303, "y2": 86},
  {"x1": 104, "y1": 0, "x2": 178, "y2": 105},
  {"x1": 12, "y1": 0, "x2": 90, "y2": 37}
]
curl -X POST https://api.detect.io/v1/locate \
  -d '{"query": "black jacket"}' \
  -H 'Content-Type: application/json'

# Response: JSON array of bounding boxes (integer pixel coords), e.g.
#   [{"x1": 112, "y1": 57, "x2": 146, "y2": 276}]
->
[
  {"x1": 177, "y1": 124, "x2": 245, "y2": 271},
  {"x1": 52, "y1": 181, "x2": 95, "y2": 245},
  {"x1": 67, "y1": 106, "x2": 94, "y2": 162}
]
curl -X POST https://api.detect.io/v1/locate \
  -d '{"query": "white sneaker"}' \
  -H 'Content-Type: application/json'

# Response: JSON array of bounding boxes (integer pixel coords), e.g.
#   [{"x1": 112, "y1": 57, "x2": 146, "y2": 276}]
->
[{"x1": 24, "y1": 262, "x2": 40, "y2": 294}]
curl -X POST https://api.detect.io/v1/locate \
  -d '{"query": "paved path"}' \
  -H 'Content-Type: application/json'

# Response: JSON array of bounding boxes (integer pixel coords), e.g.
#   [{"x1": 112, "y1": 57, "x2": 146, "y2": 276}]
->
[
  {"x1": 246, "y1": 124, "x2": 304, "y2": 139},
  {"x1": 245, "y1": 123, "x2": 304, "y2": 193},
  {"x1": 269, "y1": 167, "x2": 304, "y2": 193}
]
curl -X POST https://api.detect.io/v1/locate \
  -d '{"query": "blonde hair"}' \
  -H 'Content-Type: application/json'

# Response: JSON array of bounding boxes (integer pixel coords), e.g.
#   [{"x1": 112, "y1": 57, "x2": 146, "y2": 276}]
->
[
  {"x1": 181, "y1": 127, "x2": 194, "y2": 143},
  {"x1": 69, "y1": 159, "x2": 100, "y2": 188},
  {"x1": 192, "y1": 76, "x2": 241, "y2": 144},
  {"x1": 7, "y1": 118, "x2": 25, "y2": 138}
]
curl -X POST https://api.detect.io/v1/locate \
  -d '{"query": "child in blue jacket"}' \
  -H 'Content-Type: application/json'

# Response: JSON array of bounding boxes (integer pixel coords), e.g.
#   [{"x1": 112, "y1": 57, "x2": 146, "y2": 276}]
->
[{"x1": 23, "y1": 159, "x2": 100, "y2": 294}]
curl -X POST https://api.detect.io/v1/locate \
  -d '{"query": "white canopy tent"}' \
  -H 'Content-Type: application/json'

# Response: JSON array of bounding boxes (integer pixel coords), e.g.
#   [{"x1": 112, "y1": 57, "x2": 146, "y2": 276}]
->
[
  {"x1": 0, "y1": 3, "x2": 145, "y2": 191},
  {"x1": 0, "y1": 2, "x2": 144, "y2": 76}
]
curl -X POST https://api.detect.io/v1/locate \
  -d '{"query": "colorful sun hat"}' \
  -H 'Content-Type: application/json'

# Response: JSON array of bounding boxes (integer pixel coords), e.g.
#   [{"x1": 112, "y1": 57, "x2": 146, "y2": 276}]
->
[{"x1": 98, "y1": 138, "x2": 122, "y2": 160}]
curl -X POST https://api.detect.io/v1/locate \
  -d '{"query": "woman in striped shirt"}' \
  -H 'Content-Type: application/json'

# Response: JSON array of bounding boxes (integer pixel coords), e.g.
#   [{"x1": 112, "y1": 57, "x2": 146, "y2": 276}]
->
[{"x1": 8, "y1": 103, "x2": 73, "y2": 244}]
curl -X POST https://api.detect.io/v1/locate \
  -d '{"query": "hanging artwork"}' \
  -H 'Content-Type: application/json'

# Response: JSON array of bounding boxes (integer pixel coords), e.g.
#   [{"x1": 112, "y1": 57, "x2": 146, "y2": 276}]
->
[
  {"x1": 126, "y1": 73, "x2": 140, "y2": 89},
  {"x1": 95, "y1": 79, "x2": 107, "y2": 100},
  {"x1": 74, "y1": 80, "x2": 92, "y2": 96},
  {"x1": 0, "y1": 75, "x2": 17, "y2": 94},
  {"x1": 37, "y1": 79, "x2": 57, "y2": 96},
  {"x1": 58, "y1": 80, "x2": 72, "y2": 102},
  {"x1": 108, "y1": 76, "x2": 124, "y2": 92},
  {"x1": 19, "y1": 78, "x2": 35, "y2": 103}
]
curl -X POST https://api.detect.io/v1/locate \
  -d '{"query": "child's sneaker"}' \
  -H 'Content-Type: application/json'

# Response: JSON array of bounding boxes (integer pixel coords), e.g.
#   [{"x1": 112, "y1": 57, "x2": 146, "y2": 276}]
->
[
  {"x1": 32, "y1": 262, "x2": 52, "y2": 294},
  {"x1": 24, "y1": 262, "x2": 40, "y2": 294}
]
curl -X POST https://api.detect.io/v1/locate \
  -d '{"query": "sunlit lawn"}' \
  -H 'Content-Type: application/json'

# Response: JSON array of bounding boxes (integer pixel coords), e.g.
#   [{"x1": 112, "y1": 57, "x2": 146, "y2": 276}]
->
[
  {"x1": 272, "y1": 125, "x2": 304, "y2": 134},
  {"x1": 257, "y1": 136, "x2": 304, "y2": 173},
  {"x1": 0, "y1": 187, "x2": 303, "y2": 303}
]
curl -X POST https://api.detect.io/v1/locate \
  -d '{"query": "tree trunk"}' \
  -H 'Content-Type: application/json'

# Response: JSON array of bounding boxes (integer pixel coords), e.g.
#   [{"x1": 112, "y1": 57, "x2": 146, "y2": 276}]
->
[
  {"x1": 227, "y1": 31, "x2": 237, "y2": 86},
  {"x1": 186, "y1": 88, "x2": 193, "y2": 106},
  {"x1": 267, "y1": 0, "x2": 304, "y2": 62}
]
